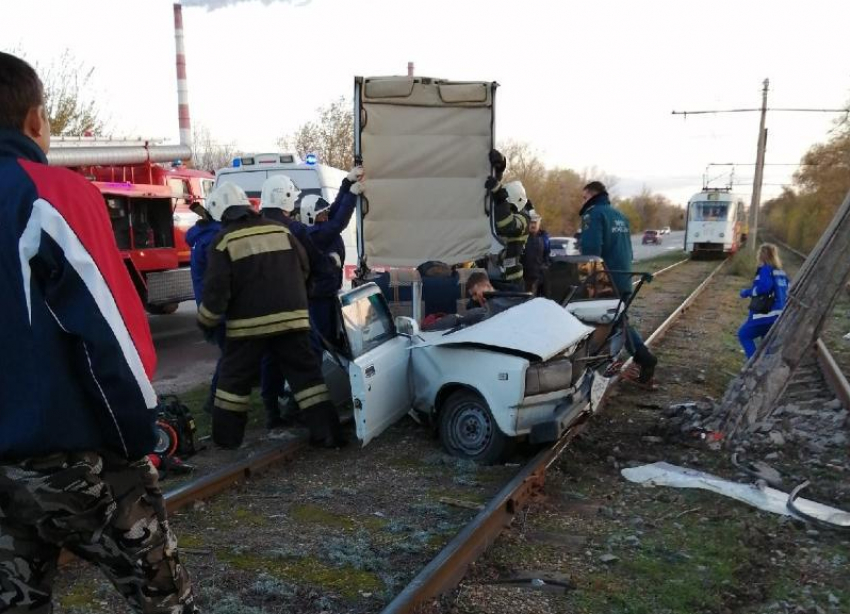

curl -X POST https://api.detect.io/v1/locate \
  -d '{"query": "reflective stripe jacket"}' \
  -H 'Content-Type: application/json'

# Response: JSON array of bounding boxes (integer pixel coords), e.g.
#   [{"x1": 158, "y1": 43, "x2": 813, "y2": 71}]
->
[
  {"x1": 186, "y1": 218, "x2": 221, "y2": 304},
  {"x1": 198, "y1": 215, "x2": 311, "y2": 338},
  {"x1": 493, "y1": 196, "x2": 530, "y2": 283},
  {"x1": 0, "y1": 129, "x2": 158, "y2": 460},
  {"x1": 580, "y1": 193, "x2": 634, "y2": 294},
  {"x1": 741, "y1": 264, "x2": 789, "y2": 321}
]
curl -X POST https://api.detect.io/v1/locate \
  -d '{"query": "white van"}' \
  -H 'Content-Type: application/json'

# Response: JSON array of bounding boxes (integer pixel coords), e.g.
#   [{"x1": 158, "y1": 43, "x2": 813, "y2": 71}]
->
[{"x1": 214, "y1": 153, "x2": 358, "y2": 286}]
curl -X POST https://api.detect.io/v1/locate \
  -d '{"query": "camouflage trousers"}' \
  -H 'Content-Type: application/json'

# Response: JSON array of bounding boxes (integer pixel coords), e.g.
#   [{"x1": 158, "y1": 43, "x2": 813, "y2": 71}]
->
[{"x1": 0, "y1": 452, "x2": 197, "y2": 614}]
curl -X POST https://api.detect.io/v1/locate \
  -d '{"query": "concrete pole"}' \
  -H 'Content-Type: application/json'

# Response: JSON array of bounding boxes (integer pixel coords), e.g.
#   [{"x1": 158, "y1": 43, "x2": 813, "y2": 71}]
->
[{"x1": 748, "y1": 78, "x2": 769, "y2": 250}]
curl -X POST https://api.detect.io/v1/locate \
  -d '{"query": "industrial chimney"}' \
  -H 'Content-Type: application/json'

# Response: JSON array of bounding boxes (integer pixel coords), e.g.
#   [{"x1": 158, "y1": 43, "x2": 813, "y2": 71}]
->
[
  {"x1": 174, "y1": 2, "x2": 192, "y2": 149},
  {"x1": 407, "y1": 61, "x2": 415, "y2": 77}
]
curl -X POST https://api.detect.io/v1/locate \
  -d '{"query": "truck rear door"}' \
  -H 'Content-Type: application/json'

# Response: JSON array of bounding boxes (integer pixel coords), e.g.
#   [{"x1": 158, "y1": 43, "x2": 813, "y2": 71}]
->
[{"x1": 353, "y1": 76, "x2": 497, "y2": 269}]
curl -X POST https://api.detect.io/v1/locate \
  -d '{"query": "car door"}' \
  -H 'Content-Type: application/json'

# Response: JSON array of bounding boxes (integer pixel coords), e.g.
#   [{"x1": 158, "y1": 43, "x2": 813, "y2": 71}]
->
[{"x1": 339, "y1": 284, "x2": 413, "y2": 446}]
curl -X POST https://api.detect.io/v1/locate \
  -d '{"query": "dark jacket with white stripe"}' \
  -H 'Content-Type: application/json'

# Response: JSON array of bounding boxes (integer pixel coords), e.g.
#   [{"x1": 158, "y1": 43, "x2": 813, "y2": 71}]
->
[
  {"x1": 0, "y1": 129, "x2": 158, "y2": 461},
  {"x1": 198, "y1": 214, "x2": 312, "y2": 338}
]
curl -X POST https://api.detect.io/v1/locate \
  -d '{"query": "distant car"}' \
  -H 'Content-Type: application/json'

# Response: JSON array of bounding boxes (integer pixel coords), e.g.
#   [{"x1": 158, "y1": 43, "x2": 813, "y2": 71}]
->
[
  {"x1": 660, "y1": 226, "x2": 671, "y2": 235},
  {"x1": 642, "y1": 229, "x2": 662, "y2": 245},
  {"x1": 549, "y1": 236, "x2": 580, "y2": 257}
]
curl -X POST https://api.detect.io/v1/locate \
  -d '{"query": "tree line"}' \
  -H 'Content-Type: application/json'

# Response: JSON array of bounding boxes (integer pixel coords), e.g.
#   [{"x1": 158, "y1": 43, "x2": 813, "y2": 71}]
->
[{"x1": 762, "y1": 121, "x2": 850, "y2": 253}]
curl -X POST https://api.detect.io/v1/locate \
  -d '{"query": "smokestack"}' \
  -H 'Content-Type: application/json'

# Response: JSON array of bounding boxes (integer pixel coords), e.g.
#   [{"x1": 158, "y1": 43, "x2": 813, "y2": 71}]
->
[
  {"x1": 174, "y1": 3, "x2": 192, "y2": 148},
  {"x1": 407, "y1": 61, "x2": 414, "y2": 77}
]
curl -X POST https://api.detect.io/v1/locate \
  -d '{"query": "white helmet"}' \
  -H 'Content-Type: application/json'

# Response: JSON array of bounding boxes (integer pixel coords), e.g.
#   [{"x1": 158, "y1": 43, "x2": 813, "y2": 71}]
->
[
  {"x1": 300, "y1": 194, "x2": 331, "y2": 227},
  {"x1": 207, "y1": 182, "x2": 251, "y2": 222},
  {"x1": 502, "y1": 181, "x2": 528, "y2": 209},
  {"x1": 260, "y1": 174, "x2": 300, "y2": 213},
  {"x1": 528, "y1": 209, "x2": 542, "y2": 222}
]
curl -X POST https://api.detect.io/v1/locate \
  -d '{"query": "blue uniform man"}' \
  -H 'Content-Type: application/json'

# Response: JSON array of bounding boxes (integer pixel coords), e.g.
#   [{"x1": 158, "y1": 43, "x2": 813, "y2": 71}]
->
[
  {"x1": 580, "y1": 181, "x2": 657, "y2": 385},
  {"x1": 185, "y1": 202, "x2": 223, "y2": 414}
]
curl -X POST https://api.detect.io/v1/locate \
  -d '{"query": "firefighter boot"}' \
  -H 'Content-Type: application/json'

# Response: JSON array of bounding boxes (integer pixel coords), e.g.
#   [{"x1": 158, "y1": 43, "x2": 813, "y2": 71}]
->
[
  {"x1": 634, "y1": 345, "x2": 658, "y2": 385},
  {"x1": 213, "y1": 407, "x2": 248, "y2": 449},
  {"x1": 304, "y1": 402, "x2": 348, "y2": 449}
]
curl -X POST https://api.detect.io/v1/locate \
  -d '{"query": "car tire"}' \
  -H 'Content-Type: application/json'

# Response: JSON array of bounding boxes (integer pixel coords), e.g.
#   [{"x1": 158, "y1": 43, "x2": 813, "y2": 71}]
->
[
  {"x1": 439, "y1": 390, "x2": 509, "y2": 464},
  {"x1": 146, "y1": 302, "x2": 180, "y2": 315}
]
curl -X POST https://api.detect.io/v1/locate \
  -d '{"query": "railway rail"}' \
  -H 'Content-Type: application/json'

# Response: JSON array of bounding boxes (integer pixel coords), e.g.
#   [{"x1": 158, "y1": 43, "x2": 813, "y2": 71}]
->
[{"x1": 768, "y1": 237, "x2": 850, "y2": 410}]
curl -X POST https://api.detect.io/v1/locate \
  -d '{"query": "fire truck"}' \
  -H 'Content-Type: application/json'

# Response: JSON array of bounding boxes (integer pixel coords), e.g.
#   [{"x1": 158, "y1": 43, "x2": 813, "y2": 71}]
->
[{"x1": 49, "y1": 139, "x2": 213, "y2": 314}]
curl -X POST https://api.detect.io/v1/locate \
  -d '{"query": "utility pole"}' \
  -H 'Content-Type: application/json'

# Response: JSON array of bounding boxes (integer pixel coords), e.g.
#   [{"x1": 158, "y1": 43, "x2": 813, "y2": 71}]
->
[
  {"x1": 749, "y1": 78, "x2": 769, "y2": 251},
  {"x1": 673, "y1": 82, "x2": 845, "y2": 248}
]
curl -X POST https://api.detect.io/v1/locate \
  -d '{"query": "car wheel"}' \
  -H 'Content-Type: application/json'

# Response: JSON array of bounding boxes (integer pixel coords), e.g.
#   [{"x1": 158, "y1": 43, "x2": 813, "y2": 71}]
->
[
  {"x1": 439, "y1": 390, "x2": 509, "y2": 464},
  {"x1": 146, "y1": 302, "x2": 180, "y2": 315}
]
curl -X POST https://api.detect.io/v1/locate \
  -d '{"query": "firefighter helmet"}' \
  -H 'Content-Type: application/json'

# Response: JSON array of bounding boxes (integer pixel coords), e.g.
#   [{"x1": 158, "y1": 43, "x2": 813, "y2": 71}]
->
[
  {"x1": 502, "y1": 181, "x2": 528, "y2": 209},
  {"x1": 206, "y1": 182, "x2": 251, "y2": 222},
  {"x1": 300, "y1": 194, "x2": 332, "y2": 227},
  {"x1": 260, "y1": 174, "x2": 301, "y2": 213}
]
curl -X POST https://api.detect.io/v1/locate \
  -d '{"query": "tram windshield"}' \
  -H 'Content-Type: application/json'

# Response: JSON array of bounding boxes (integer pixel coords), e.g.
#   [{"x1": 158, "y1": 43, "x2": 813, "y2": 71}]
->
[{"x1": 690, "y1": 202, "x2": 729, "y2": 222}]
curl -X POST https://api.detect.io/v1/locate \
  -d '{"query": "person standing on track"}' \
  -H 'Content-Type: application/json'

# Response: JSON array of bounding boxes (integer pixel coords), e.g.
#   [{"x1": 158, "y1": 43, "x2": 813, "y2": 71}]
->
[
  {"x1": 737, "y1": 243, "x2": 789, "y2": 358},
  {"x1": 580, "y1": 180, "x2": 657, "y2": 385},
  {"x1": 197, "y1": 182, "x2": 346, "y2": 449},
  {"x1": 0, "y1": 51, "x2": 197, "y2": 614}
]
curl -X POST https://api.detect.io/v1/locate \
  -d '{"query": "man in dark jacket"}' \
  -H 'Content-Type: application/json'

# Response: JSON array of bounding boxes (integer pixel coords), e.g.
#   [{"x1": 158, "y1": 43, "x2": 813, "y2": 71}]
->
[
  {"x1": 580, "y1": 181, "x2": 657, "y2": 385},
  {"x1": 198, "y1": 182, "x2": 345, "y2": 449},
  {"x1": 522, "y1": 210, "x2": 550, "y2": 294},
  {"x1": 0, "y1": 52, "x2": 197, "y2": 613},
  {"x1": 186, "y1": 202, "x2": 223, "y2": 414}
]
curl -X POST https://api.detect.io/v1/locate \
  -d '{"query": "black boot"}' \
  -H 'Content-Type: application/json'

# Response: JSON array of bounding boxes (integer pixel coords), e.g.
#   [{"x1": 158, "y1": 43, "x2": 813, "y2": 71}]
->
[
  {"x1": 304, "y1": 403, "x2": 348, "y2": 449},
  {"x1": 212, "y1": 407, "x2": 247, "y2": 449},
  {"x1": 634, "y1": 346, "x2": 658, "y2": 384}
]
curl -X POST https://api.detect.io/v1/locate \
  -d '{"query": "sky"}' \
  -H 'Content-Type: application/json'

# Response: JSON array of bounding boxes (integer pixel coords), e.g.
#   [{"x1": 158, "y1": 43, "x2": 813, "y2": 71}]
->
[{"x1": 3, "y1": 0, "x2": 848, "y2": 205}]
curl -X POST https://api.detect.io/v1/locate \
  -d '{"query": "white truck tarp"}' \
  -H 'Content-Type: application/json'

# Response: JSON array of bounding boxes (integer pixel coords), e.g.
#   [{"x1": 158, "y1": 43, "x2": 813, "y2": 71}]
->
[{"x1": 355, "y1": 76, "x2": 497, "y2": 268}]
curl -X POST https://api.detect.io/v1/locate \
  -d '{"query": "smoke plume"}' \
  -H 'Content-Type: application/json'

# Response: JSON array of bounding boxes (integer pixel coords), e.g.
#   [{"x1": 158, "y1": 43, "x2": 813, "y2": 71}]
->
[{"x1": 180, "y1": 0, "x2": 310, "y2": 10}]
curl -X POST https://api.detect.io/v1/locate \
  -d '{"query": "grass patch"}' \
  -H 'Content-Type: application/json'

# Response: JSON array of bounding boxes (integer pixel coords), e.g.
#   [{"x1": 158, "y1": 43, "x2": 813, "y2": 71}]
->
[
  {"x1": 289, "y1": 503, "x2": 387, "y2": 532},
  {"x1": 725, "y1": 249, "x2": 757, "y2": 279},
  {"x1": 634, "y1": 249, "x2": 689, "y2": 271},
  {"x1": 570, "y1": 507, "x2": 751, "y2": 614},
  {"x1": 219, "y1": 549, "x2": 382, "y2": 600}
]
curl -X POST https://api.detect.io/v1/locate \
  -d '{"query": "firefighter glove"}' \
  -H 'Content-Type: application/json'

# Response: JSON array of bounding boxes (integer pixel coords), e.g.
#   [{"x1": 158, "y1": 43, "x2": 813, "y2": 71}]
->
[
  {"x1": 347, "y1": 166, "x2": 365, "y2": 182},
  {"x1": 484, "y1": 176, "x2": 501, "y2": 193},
  {"x1": 350, "y1": 181, "x2": 366, "y2": 196},
  {"x1": 489, "y1": 149, "x2": 507, "y2": 180}
]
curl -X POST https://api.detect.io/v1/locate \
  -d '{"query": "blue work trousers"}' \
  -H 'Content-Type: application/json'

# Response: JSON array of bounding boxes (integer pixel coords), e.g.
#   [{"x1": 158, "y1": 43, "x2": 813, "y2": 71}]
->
[{"x1": 738, "y1": 317, "x2": 776, "y2": 358}]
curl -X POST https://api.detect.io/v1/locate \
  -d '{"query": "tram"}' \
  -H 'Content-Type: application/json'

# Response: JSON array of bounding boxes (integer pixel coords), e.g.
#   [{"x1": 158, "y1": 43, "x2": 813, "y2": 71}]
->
[{"x1": 684, "y1": 188, "x2": 745, "y2": 257}]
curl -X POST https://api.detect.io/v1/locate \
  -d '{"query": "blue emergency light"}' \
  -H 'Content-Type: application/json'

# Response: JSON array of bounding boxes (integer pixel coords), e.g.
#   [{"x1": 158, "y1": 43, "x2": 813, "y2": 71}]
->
[
  {"x1": 305, "y1": 153, "x2": 318, "y2": 165},
  {"x1": 232, "y1": 158, "x2": 242, "y2": 167}
]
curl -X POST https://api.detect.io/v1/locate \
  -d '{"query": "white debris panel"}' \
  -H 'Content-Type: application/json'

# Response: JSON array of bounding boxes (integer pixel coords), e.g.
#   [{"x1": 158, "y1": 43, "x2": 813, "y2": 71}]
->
[{"x1": 622, "y1": 462, "x2": 850, "y2": 527}]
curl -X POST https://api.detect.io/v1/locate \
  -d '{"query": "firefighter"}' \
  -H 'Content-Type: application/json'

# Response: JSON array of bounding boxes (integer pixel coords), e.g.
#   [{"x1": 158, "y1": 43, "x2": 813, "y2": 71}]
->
[
  {"x1": 185, "y1": 200, "x2": 223, "y2": 415},
  {"x1": 580, "y1": 180, "x2": 657, "y2": 385},
  {"x1": 0, "y1": 51, "x2": 197, "y2": 613},
  {"x1": 485, "y1": 149, "x2": 534, "y2": 290},
  {"x1": 198, "y1": 182, "x2": 346, "y2": 449},
  {"x1": 257, "y1": 170, "x2": 363, "y2": 427}
]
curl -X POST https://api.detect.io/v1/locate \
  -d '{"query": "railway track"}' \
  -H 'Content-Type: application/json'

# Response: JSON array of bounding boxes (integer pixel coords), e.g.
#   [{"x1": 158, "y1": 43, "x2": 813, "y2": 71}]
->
[
  {"x1": 55, "y1": 256, "x2": 733, "y2": 612},
  {"x1": 769, "y1": 237, "x2": 850, "y2": 410}
]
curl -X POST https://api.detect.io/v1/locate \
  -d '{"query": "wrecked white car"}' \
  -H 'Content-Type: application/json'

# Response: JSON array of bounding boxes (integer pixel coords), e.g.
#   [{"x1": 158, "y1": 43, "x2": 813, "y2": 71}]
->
[{"x1": 322, "y1": 282, "x2": 616, "y2": 463}]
